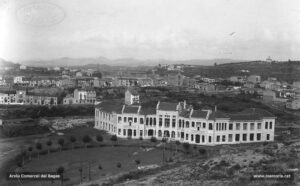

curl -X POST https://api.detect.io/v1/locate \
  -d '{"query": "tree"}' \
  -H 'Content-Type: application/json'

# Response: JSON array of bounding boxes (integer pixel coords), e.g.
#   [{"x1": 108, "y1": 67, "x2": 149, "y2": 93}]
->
[
  {"x1": 82, "y1": 135, "x2": 92, "y2": 148},
  {"x1": 98, "y1": 163, "x2": 102, "y2": 170},
  {"x1": 116, "y1": 162, "x2": 122, "y2": 168},
  {"x1": 139, "y1": 136, "x2": 143, "y2": 148},
  {"x1": 28, "y1": 146, "x2": 33, "y2": 160},
  {"x1": 21, "y1": 150, "x2": 27, "y2": 166},
  {"x1": 96, "y1": 134, "x2": 103, "y2": 144},
  {"x1": 56, "y1": 166, "x2": 65, "y2": 186},
  {"x1": 161, "y1": 138, "x2": 167, "y2": 163},
  {"x1": 182, "y1": 142, "x2": 190, "y2": 153},
  {"x1": 35, "y1": 142, "x2": 42, "y2": 159},
  {"x1": 175, "y1": 140, "x2": 180, "y2": 154},
  {"x1": 150, "y1": 137, "x2": 157, "y2": 143},
  {"x1": 110, "y1": 135, "x2": 117, "y2": 146},
  {"x1": 58, "y1": 138, "x2": 65, "y2": 151},
  {"x1": 69, "y1": 136, "x2": 76, "y2": 150},
  {"x1": 198, "y1": 148, "x2": 207, "y2": 156},
  {"x1": 135, "y1": 159, "x2": 141, "y2": 166},
  {"x1": 46, "y1": 140, "x2": 52, "y2": 154}
]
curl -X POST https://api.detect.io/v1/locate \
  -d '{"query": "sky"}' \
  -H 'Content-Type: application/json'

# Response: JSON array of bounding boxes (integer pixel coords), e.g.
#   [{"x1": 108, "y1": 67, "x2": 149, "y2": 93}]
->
[{"x1": 0, "y1": 0, "x2": 300, "y2": 62}]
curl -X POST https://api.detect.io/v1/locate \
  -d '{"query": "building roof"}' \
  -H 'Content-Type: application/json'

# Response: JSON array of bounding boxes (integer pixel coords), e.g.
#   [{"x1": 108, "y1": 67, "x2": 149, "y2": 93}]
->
[
  {"x1": 228, "y1": 113, "x2": 261, "y2": 121},
  {"x1": 240, "y1": 108, "x2": 275, "y2": 118},
  {"x1": 158, "y1": 102, "x2": 178, "y2": 111},
  {"x1": 123, "y1": 105, "x2": 139, "y2": 114},
  {"x1": 208, "y1": 110, "x2": 230, "y2": 120},
  {"x1": 127, "y1": 89, "x2": 139, "y2": 95},
  {"x1": 140, "y1": 107, "x2": 156, "y2": 115},
  {"x1": 179, "y1": 109, "x2": 190, "y2": 118},
  {"x1": 191, "y1": 110, "x2": 208, "y2": 119}
]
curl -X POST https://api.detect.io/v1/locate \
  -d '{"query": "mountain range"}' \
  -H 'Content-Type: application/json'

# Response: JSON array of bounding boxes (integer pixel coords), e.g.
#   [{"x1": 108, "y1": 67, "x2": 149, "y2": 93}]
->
[{"x1": 19, "y1": 57, "x2": 244, "y2": 67}]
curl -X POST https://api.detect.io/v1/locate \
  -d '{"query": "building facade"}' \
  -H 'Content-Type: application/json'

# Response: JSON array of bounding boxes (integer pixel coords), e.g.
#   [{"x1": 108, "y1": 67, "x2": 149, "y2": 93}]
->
[{"x1": 95, "y1": 101, "x2": 276, "y2": 146}]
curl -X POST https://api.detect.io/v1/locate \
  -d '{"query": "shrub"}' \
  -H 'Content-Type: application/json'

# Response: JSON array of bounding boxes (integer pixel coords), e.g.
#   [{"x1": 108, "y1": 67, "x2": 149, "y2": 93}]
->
[
  {"x1": 117, "y1": 162, "x2": 122, "y2": 168},
  {"x1": 150, "y1": 137, "x2": 157, "y2": 143}
]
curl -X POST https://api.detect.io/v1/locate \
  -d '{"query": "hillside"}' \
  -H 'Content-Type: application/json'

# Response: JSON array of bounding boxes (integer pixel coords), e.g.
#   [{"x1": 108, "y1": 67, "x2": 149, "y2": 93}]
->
[{"x1": 183, "y1": 61, "x2": 300, "y2": 83}]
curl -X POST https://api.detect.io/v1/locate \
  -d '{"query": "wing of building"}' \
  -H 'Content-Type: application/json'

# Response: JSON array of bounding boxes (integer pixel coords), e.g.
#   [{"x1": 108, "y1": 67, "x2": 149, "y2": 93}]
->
[{"x1": 95, "y1": 101, "x2": 276, "y2": 146}]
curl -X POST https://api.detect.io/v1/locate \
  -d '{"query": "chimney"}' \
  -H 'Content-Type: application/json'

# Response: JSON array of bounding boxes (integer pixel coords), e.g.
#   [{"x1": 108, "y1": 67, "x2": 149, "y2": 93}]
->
[
  {"x1": 183, "y1": 100, "x2": 186, "y2": 109},
  {"x1": 215, "y1": 105, "x2": 217, "y2": 112}
]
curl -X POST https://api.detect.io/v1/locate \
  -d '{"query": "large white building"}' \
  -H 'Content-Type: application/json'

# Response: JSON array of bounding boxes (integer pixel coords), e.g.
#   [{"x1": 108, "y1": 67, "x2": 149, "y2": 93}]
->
[{"x1": 95, "y1": 101, "x2": 276, "y2": 146}]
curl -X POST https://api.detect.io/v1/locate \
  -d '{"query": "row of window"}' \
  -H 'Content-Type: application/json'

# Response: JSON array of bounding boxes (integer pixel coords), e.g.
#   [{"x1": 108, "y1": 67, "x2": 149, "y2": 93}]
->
[{"x1": 97, "y1": 111, "x2": 274, "y2": 131}]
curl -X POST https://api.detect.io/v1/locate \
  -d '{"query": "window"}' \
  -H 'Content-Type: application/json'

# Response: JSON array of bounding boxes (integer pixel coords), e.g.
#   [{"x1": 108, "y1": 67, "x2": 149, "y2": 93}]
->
[
  {"x1": 250, "y1": 123, "x2": 254, "y2": 130},
  {"x1": 191, "y1": 134, "x2": 194, "y2": 141},
  {"x1": 243, "y1": 134, "x2": 247, "y2": 141},
  {"x1": 128, "y1": 117, "x2": 133, "y2": 122},
  {"x1": 228, "y1": 134, "x2": 233, "y2": 142},
  {"x1": 165, "y1": 118, "x2": 170, "y2": 127},
  {"x1": 236, "y1": 123, "x2": 240, "y2": 130},
  {"x1": 216, "y1": 135, "x2": 220, "y2": 142},
  {"x1": 192, "y1": 122, "x2": 195, "y2": 128},
  {"x1": 150, "y1": 118, "x2": 153, "y2": 125},
  {"x1": 250, "y1": 133, "x2": 254, "y2": 141},
  {"x1": 133, "y1": 130, "x2": 136, "y2": 136},
  {"x1": 203, "y1": 123, "x2": 206, "y2": 128},
  {"x1": 197, "y1": 127, "x2": 200, "y2": 131},
  {"x1": 222, "y1": 135, "x2": 226, "y2": 142},
  {"x1": 123, "y1": 129, "x2": 126, "y2": 136},
  {"x1": 235, "y1": 134, "x2": 240, "y2": 141},
  {"x1": 229, "y1": 123, "x2": 233, "y2": 130},
  {"x1": 140, "y1": 130, "x2": 143, "y2": 136},
  {"x1": 202, "y1": 135, "x2": 205, "y2": 143},
  {"x1": 146, "y1": 118, "x2": 149, "y2": 125},
  {"x1": 134, "y1": 118, "x2": 137, "y2": 123},
  {"x1": 186, "y1": 121, "x2": 189, "y2": 128},
  {"x1": 265, "y1": 122, "x2": 268, "y2": 129},
  {"x1": 178, "y1": 120, "x2": 181, "y2": 128},
  {"x1": 118, "y1": 117, "x2": 122, "y2": 123},
  {"x1": 159, "y1": 118, "x2": 162, "y2": 127},
  {"x1": 266, "y1": 134, "x2": 270, "y2": 140},
  {"x1": 209, "y1": 136, "x2": 212, "y2": 143},
  {"x1": 257, "y1": 123, "x2": 261, "y2": 129},
  {"x1": 140, "y1": 118, "x2": 144, "y2": 124},
  {"x1": 209, "y1": 123, "x2": 213, "y2": 130},
  {"x1": 243, "y1": 123, "x2": 247, "y2": 130},
  {"x1": 186, "y1": 134, "x2": 189, "y2": 140},
  {"x1": 257, "y1": 133, "x2": 261, "y2": 141},
  {"x1": 269, "y1": 122, "x2": 272, "y2": 129},
  {"x1": 118, "y1": 129, "x2": 121, "y2": 135},
  {"x1": 172, "y1": 119, "x2": 176, "y2": 128},
  {"x1": 124, "y1": 117, "x2": 127, "y2": 122}
]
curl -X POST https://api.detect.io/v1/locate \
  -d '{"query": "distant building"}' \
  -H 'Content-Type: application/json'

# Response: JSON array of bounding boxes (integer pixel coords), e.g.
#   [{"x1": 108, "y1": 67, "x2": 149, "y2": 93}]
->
[
  {"x1": 125, "y1": 89, "x2": 140, "y2": 105},
  {"x1": 65, "y1": 88, "x2": 96, "y2": 104},
  {"x1": 20, "y1": 65, "x2": 27, "y2": 70},
  {"x1": 286, "y1": 99, "x2": 300, "y2": 110},
  {"x1": 25, "y1": 93, "x2": 58, "y2": 105},
  {"x1": 167, "y1": 71, "x2": 184, "y2": 86},
  {"x1": 247, "y1": 75, "x2": 261, "y2": 84},
  {"x1": 228, "y1": 76, "x2": 245, "y2": 83},
  {"x1": 0, "y1": 90, "x2": 16, "y2": 104}
]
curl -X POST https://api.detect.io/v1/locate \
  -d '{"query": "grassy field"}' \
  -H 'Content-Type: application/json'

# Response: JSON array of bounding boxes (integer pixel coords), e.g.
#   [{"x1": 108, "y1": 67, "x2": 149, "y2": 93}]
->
[{"x1": 7, "y1": 146, "x2": 173, "y2": 186}]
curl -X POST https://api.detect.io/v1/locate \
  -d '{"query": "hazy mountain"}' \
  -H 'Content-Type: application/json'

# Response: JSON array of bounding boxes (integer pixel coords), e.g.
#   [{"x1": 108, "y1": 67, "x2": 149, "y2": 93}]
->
[{"x1": 21, "y1": 57, "x2": 245, "y2": 67}]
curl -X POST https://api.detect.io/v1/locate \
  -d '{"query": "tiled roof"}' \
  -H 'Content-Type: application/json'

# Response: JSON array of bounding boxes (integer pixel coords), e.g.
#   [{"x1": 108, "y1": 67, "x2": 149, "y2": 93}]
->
[
  {"x1": 140, "y1": 107, "x2": 156, "y2": 115},
  {"x1": 240, "y1": 108, "x2": 275, "y2": 118},
  {"x1": 123, "y1": 105, "x2": 139, "y2": 114},
  {"x1": 228, "y1": 113, "x2": 261, "y2": 121},
  {"x1": 179, "y1": 109, "x2": 190, "y2": 118},
  {"x1": 158, "y1": 102, "x2": 178, "y2": 111},
  {"x1": 208, "y1": 111, "x2": 229, "y2": 120},
  {"x1": 191, "y1": 110, "x2": 208, "y2": 119}
]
